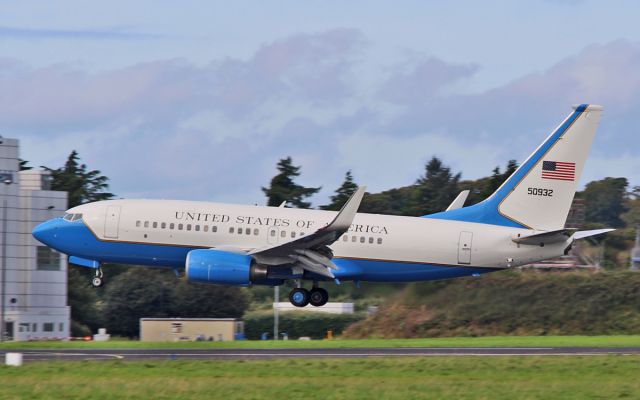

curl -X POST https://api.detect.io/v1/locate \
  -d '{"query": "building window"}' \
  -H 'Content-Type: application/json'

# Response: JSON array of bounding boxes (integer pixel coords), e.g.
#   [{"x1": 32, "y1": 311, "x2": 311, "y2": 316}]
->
[
  {"x1": 37, "y1": 246, "x2": 60, "y2": 271},
  {"x1": 59, "y1": 323, "x2": 64, "y2": 332},
  {"x1": 43, "y1": 323, "x2": 54, "y2": 332},
  {"x1": 19, "y1": 323, "x2": 29, "y2": 333},
  {"x1": 32, "y1": 323, "x2": 37, "y2": 332}
]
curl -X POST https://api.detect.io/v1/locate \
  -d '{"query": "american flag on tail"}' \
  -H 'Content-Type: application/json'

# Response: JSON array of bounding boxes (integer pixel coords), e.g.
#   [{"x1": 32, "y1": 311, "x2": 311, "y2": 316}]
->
[{"x1": 541, "y1": 161, "x2": 575, "y2": 181}]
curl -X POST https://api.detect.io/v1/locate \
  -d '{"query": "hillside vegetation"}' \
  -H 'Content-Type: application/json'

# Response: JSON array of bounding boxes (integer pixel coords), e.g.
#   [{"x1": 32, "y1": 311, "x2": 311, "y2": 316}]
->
[{"x1": 343, "y1": 270, "x2": 640, "y2": 338}]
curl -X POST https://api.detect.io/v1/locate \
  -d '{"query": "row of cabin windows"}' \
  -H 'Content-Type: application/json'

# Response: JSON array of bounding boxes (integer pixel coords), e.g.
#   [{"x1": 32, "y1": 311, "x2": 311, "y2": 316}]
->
[
  {"x1": 136, "y1": 220, "x2": 219, "y2": 233},
  {"x1": 135, "y1": 220, "x2": 382, "y2": 244},
  {"x1": 342, "y1": 235, "x2": 383, "y2": 245}
]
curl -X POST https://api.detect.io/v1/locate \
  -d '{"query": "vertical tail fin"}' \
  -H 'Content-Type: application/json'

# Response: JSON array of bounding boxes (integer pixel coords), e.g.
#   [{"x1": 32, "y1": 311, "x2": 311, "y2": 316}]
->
[{"x1": 427, "y1": 104, "x2": 603, "y2": 231}]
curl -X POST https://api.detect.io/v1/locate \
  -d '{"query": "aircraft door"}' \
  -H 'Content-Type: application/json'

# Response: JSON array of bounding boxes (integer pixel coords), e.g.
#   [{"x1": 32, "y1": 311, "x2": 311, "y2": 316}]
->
[
  {"x1": 104, "y1": 205, "x2": 121, "y2": 239},
  {"x1": 457, "y1": 231, "x2": 473, "y2": 265},
  {"x1": 267, "y1": 227, "x2": 279, "y2": 244}
]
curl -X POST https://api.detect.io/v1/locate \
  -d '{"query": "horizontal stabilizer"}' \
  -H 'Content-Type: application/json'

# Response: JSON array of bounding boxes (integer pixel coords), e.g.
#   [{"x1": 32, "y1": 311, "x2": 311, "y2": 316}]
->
[
  {"x1": 513, "y1": 228, "x2": 614, "y2": 245},
  {"x1": 445, "y1": 190, "x2": 469, "y2": 211},
  {"x1": 512, "y1": 229, "x2": 574, "y2": 245},
  {"x1": 573, "y1": 228, "x2": 615, "y2": 240}
]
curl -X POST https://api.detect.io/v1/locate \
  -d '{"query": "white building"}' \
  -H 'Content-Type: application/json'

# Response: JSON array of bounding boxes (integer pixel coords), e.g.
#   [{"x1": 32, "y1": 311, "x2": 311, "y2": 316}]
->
[{"x1": 0, "y1": 138, "x2": 70, "y2": 341}]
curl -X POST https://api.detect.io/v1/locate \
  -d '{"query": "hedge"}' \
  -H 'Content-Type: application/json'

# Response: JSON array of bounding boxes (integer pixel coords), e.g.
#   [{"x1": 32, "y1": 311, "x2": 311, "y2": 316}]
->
[{"x1": 244, "y1": 311, "x2": 365, "y2": 340}]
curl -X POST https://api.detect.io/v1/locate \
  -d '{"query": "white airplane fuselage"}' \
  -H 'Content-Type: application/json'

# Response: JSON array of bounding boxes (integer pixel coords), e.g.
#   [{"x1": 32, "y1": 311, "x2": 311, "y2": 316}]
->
[{"x1": 34, "y1": 198, "x2": 568, "y2": 283}]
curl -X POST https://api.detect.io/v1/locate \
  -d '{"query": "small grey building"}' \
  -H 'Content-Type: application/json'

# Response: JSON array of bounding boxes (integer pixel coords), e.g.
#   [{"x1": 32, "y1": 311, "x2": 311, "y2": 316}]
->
[
  {"x1": 0, "y1": 138, "x2": 70, "y2": 341},
  {"x1": 140, "y1": 318, "x2": 244, "y2": 342}
]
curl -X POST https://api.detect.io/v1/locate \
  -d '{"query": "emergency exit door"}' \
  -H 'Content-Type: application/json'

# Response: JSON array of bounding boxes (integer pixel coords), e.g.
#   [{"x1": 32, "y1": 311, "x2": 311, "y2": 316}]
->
[
  {"x1": 458, "y1": 231, "x2": 473, "y2": 264},
  {"x1": 104, "y1": 205, "x2": 121, "y2": 239}
]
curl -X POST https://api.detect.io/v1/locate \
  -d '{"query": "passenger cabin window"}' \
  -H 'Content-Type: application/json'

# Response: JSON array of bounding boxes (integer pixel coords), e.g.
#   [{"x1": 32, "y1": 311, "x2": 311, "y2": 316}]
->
[
  {"x1": 178, "y1": 224, "x2": 183, "y2": 230},
  {"x1": 212, "y1": 226, "x2": 217, "y2": 233},
  {"x1": 238, "y1": 228, "x2": 243, "y2": 234},
  {"x1": 245, "y1": 229, "x2": 250, "y2": 235},
  {"x1": 136, "y1": 221, "x2": 141, "y2": 227},
  {"x1": 253, "y1": 228, "x2": 259, "y2": 235},
  {"x1": 352, "y1": 236, "x2": 357, "y2": 242},
  {"x1": 186, "y1": 224, "x2": 192, "y2": 231},
  {"x1": 360, "y1": 237, "x2": 365, "y2": 243},
  {"x1": 203, "y1": 225, "x2": 208, "y2": 232},
  {"x1": 144, "y1": 221, "x2": 149, "y2": 228},
  {"x1": 152, "y1": 222, "x2": 158, "y2": 228},
  {"x1": 161, "y1": 222, "x2": 166, "y2": 229},
  {"x1": 377, "y1": 238, "x2": 383, "y2": 245},
  {"x1": 280, "y1": 231, "x2": 286, "y2": 238},
  {"x1": 343, "y1": 235, "x2": 348, "y2": 242},
  {"x1": 229, "y1": 227, "x2": 234, "y2": 234},
  {"x1": 170, "y1": 223, "x2": 175, "y2": 230},
  {"x1": 291, "y1": 232, "x2": 296, "y2": 238},
  {"x1": 270, "y1": 230, "x2": 276, "y2": 237},
  {"x1": 369, "y1": 237, "x2": 374, "y2": 244}
]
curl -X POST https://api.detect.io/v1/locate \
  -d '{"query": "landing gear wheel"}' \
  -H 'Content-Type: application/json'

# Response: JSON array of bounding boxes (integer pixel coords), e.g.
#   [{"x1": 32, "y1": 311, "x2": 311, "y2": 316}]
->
[
  {"x1": 92, "y1": 268, "x2": 104, "y2": 287},
  {"x1": 289, "y1": 288, "x2": 310, "y2": 307},
  {"x1": 309, "y1": 288, "x2": 329, "y2": 307}
]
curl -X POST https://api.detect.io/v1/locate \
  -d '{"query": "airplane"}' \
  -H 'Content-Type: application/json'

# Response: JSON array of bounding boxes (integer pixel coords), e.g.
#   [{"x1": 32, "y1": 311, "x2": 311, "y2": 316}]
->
[{"x1": 32, "y1": 104, "x2": 613, "y2": 307}]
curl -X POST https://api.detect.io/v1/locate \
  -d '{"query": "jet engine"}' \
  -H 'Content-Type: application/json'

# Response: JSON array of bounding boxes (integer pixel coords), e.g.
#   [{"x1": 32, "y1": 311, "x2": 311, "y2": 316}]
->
[{"x1": 185, "y1": 249, "x2": 282, "y2": 286}]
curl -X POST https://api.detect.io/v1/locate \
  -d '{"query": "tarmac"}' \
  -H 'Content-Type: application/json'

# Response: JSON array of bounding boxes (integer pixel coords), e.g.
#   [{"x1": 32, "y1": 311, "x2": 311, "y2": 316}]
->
[{"x1": 2, "y1": 347, "x2": 640, "y2": 362}]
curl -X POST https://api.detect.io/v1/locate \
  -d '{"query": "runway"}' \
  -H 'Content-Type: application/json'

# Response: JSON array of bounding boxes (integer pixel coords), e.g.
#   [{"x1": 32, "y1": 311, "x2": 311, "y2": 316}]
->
[{"x1": 3, "y1": 347, "x2": 640, "y2": 362}]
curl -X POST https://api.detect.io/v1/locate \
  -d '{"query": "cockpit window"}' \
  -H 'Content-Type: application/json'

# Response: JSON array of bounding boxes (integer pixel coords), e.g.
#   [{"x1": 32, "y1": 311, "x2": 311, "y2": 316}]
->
[{"x1": 63, "y1": 213, "x2": 83, "y2": 222}]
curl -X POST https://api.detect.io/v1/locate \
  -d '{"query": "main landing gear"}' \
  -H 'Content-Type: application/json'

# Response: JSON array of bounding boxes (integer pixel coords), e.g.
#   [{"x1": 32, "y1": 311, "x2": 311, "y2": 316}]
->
[
  {"x1": 91, "y1": 267, "x2": 104, "y2": 287},
  {"x1": 289, "y1": 286, "x2": 329, "y2": 308}
]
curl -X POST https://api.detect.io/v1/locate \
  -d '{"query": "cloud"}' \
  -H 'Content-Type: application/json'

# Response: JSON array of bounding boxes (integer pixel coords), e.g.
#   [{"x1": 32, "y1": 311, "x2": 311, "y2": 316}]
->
[
  {"x1": 10, "y1": 35, "x2": 640, "y2": 206},
  {"x1": 0, "y1": 25, "x2": 161, "y2": 40}
]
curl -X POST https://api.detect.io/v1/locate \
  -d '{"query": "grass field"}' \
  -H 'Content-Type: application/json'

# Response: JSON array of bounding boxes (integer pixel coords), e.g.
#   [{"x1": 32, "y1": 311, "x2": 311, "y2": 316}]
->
[
  {"x1": 1, "y1": 335, "x2": 639, "y2": 350},
  {"x1": 1, "y1": 356, "x2": 639, "y2": 399}
]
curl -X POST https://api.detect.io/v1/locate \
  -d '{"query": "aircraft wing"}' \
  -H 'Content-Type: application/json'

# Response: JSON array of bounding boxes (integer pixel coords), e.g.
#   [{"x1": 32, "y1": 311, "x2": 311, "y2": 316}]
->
[{"x1": 248, "y1": 186, "x2": 366, "y2": 279}]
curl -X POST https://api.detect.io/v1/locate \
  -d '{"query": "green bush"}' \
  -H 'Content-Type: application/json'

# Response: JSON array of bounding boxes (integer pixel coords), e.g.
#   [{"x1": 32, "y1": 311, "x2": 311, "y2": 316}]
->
[{"x1": 244, "y1": 311, "x2": 365, "y2": 339}]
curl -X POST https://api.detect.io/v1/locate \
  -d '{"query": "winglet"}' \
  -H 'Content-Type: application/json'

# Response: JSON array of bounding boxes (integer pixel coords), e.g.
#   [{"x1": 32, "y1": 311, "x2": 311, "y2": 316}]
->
[
  {"x1": 445, "y1": 190, "x2": 470, "y2": 211},
  {"x1": 323, "y1": 186, "x2": 366, "y2": 231}
]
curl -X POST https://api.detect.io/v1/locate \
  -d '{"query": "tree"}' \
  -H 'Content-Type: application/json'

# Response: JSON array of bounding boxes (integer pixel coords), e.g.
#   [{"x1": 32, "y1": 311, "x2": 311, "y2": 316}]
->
[
  {"x1": 262, "y1": 157, "x2": 320, "y2": 208},
  {"x1": 481, "y1": 160, "x2": 518, "y2": 199},
  {"x1": 412, "y1": 157, "x2": 461, "y2": 216},
  {"x1": 583, "y1": 177, "x2": 628, "y2": 228},
  {"x1": 43, "y1": 150, "x2": 114, "y2": 208},
  {"x1": 320, "y1": 171, "x2": 358, "y2": 211},
  {"x1": 19, "y1": 159, "x2": 32, "y2": 171},
  {"x1": 102, "y1": 269, "x2": 175, "y2": 337},
  {"x1": 172, "y1": 281, "x2": 248, "y2": 318}
]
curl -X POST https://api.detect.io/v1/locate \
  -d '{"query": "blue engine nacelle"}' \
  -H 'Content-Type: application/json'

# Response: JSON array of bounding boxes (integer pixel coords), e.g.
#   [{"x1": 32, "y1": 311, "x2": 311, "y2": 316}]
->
[{"x1": 185, "y1": 249, "x2": 281, "y2": 286}]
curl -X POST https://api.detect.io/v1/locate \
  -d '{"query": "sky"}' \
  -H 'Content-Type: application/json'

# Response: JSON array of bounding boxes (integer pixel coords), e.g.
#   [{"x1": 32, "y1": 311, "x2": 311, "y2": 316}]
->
[{"x1": 2, "y1": 0, "x2": 640, "y2": 205}]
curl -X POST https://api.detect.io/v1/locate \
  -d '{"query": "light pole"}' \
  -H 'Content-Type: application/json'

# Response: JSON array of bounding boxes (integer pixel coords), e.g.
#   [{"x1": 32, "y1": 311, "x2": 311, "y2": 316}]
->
[{"x1": 1, "y1": 176, "x2": 13, "y2": 342}]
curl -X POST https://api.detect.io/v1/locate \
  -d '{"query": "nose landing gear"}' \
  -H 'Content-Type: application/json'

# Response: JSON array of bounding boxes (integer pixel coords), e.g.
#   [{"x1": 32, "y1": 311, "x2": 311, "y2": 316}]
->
[
  {"x1": 288, "y1": 286, "x2": 329, "y2": 307},
  {"x1": 91, "y1": 267, "x2": 104, "y2": 287}
]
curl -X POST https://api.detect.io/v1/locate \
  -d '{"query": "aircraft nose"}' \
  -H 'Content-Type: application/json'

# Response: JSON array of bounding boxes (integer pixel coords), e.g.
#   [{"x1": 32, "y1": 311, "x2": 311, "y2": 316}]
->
[{"x1": 32, "y1": 219, "x2": 60, "y2": 247}]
